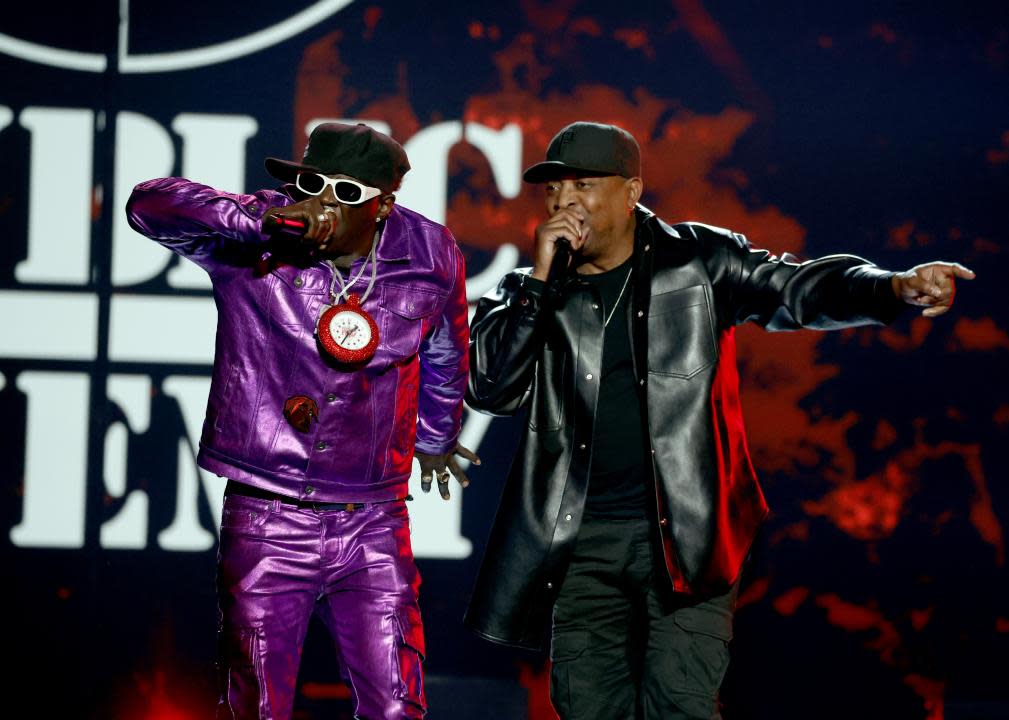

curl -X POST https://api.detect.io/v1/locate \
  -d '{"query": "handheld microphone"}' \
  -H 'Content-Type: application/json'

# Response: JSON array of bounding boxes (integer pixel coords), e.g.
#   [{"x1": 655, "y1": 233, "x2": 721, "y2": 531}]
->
[
  {"x1": 263, "y1": 214, "x2": 307, "y2": 237},
  {"x1": 546, "y1": 237, "x2": 572, "y2": 285}
]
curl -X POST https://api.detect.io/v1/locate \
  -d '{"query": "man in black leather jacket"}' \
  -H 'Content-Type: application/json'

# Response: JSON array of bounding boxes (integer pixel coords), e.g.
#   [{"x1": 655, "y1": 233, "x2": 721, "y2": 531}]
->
[{"x1": 464, "y1": 122, "x2": 974, "y2": 719}]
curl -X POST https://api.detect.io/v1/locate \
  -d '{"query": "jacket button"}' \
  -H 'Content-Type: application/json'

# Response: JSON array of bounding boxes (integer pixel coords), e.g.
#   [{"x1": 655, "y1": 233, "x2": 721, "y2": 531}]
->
[
  {"x1": 564, "y1": 514, "x2": 572, "y2": 521},
  {"x1": 644, "y1": 244, "x2": 651, "y2": 251},
  {"x1": 294, "y1": 276, "x2": 304, "y2": 288},
  {"x1": 585, "y1": 373, "x2": 593, "y2": 380},
  {"x1": 519, "y1": 296, "x2": 530, "y2": 306},
  {"x1": 639, "y1": 379, "x2": 645, "y2": 386},
  {"x1": 579, "y1": 443, "x2": 586, "y2": 450},
  {"x1": 546, "y1": 582, "x2": 554, "y2": 590},
  {"x1": 326, "y1": 393, "x2": 337, "y2": 402},
  {"x1": 316, "y1": 441, "x2": 327, "y2": 450},
  {"x1": 650, "y1": 448, "x2": 656, "y2": 455},
  {"x1": 247, "y1": 203, "x2": 258, "y2": 213},
  {"x1": 592, "y1": 303, "x2": 599, "y2": 310},
  {"x1": 637, "y1": 310, "x2": 644, "y2": 317},
  {"x1": 659, "y1": 517, "x2": 669, "y2": 527},
  {"x1": 305, "y1": 485, "x2": 315, "y2": 495}
]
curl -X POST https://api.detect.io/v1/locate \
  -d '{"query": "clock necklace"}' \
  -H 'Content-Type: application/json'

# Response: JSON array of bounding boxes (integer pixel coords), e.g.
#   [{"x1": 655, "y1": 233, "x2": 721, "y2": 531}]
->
[{"x1": 316, "y1": 231, "x2": 380, "y2": 364}]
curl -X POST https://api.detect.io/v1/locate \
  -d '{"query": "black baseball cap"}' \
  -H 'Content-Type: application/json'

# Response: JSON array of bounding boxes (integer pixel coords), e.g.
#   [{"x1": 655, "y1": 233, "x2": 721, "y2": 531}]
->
[
  {"x1": 265, "y1": 122, "x2": 410, "y2": 194},
  {"x1": 523, "y1": 121, "x2": 641, "y2": 183}
]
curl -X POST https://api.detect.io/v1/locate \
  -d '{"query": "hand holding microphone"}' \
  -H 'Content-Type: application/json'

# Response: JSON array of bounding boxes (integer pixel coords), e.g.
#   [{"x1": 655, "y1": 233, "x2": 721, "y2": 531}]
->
[
  {"x1": 531, "y1": 208, "x2": 587, "y2": 282},
  {"x1": 547, "y1": 237, "x2": 572, "y2": 285},
  {"x1": 262, "y1": 198, "x2": 338, "y2": 253},
  {"x1": 262, "y1": 214, "x2": 307, "y2": 236}
]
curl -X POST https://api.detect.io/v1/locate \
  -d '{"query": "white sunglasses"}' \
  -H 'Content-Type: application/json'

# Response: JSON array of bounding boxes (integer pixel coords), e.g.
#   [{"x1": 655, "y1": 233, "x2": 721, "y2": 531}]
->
[{"x1": 295, "y1": 173, "x2": 383, "y2": 205}]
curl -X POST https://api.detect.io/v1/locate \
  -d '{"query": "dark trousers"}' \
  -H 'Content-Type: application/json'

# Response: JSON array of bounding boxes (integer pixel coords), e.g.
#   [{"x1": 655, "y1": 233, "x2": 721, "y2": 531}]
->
[{"x1": 550, "y1": 517, "x2": 736, "y2": 720}]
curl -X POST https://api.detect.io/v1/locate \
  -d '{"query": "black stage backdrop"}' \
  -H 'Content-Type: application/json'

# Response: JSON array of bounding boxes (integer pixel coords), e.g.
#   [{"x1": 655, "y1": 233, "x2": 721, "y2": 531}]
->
[{"x1": 1, "y1": 2, "x2": 1007, "y2": 718}]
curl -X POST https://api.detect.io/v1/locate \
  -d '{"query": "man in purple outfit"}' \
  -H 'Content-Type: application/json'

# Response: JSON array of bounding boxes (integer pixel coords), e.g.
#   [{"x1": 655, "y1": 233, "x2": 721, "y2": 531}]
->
[{"x1": 127, "y1": 122, "x2": 476, "y2": 719}]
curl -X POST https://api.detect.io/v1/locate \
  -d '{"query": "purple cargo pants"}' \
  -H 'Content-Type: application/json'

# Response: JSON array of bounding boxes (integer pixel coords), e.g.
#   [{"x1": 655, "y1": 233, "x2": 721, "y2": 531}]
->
[{"x1": 215, "y1": 491, "x2": 426, "y2": 719}]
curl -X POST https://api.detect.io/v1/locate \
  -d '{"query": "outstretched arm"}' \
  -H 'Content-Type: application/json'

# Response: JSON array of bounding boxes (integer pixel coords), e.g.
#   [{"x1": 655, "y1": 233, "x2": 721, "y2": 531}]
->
[
  {"x1": 700, "y1": 223, "x2": 969, "y2": 331},
  {"x1": 126, "y1": 177, "x2": 289, "y2": 272}
]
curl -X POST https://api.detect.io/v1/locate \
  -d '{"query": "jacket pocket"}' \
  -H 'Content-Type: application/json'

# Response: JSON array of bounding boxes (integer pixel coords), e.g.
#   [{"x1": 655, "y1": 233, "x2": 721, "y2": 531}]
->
[
  {"x1": 529, "y1": 350, "x2": 566, "y2": 432},
  {"x1": 268, "y1": 266, "x2": 325, "y2": 331},
  {"x1": 647, "y1": 284, "x2": 717, "y2": 378},
  {"x1": 380, "y1": 285, "x2": 443, "y2": 359}
]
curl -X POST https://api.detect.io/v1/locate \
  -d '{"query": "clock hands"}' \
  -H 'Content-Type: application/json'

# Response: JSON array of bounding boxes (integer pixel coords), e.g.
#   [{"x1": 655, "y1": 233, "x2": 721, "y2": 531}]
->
[{"x1": 340, "y1": 325, "x2": 359, "y2": 344}]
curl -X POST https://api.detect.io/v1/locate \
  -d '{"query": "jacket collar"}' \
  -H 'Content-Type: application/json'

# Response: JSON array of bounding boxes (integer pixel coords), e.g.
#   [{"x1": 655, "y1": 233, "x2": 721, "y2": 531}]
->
[
  {"x1": 375, "y1": 205, "x2": 411, "y2": 263},
  {"x1": 635, "y1": 204, "x2": 681, "y2": 241}
]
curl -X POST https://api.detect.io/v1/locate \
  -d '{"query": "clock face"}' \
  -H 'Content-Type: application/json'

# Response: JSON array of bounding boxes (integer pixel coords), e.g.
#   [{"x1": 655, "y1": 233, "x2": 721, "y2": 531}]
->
[
  {"x1": 317, "y1": 301, "x2": 380, "y2": 364},
  {"x1": 327, "y1": 309, "x2": 373, "y2": 350}
]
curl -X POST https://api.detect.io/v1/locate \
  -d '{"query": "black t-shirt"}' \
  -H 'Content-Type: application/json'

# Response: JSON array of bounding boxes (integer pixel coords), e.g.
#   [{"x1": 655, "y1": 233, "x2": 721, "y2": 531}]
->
[{"x1": 581, "y1": 257, "x2": 650, "y2": 519}]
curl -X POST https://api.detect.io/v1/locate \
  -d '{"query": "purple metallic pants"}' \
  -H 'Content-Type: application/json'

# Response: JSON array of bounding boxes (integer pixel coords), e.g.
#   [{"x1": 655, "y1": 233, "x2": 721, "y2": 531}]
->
[{"x1": 215, "y1": 493, "x2": 425, "y2": 720}]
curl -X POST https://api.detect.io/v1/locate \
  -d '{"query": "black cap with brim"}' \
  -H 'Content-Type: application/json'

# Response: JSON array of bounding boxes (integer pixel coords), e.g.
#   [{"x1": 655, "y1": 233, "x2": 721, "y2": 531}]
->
[
  {"x1": 522, "y1": 162, "x2": 614, "y2": 183},
  {"x1": 265, "y1": 122, "x2": 410, "y2": 194},
  {"x1": 522, "y1": 121, "x2": 641, "y2": 183},
  {"x1": 264, "y1": 158, "x2": 322, "y2": 184}
]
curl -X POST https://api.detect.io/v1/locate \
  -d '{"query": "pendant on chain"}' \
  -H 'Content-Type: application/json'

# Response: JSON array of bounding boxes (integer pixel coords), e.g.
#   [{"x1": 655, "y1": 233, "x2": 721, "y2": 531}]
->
[{"x1": 317, "y1": 293, "x2": 380, "y2": 364}]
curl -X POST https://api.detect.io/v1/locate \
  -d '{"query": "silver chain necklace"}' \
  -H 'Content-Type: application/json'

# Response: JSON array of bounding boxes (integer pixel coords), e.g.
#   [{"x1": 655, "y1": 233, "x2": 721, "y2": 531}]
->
[
  {"x1": 603, "y1": 268, "x2": 633, "y2": 327},
  {"x1": 326, "y1": 230, "x2": 380, "y2": 305}
]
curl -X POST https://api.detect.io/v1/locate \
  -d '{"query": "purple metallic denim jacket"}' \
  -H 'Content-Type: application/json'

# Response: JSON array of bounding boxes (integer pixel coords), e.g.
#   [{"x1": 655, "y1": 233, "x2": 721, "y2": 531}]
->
[{"x1": 126, "y1": 177, "x2": 469, "y2": 503}]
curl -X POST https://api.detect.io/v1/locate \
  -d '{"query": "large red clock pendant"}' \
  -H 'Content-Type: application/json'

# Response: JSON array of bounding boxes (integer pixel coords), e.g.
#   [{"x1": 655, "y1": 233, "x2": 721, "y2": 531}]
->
[{"x1": 316, "y1": 293, "x2": 380, "y2": 364}]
